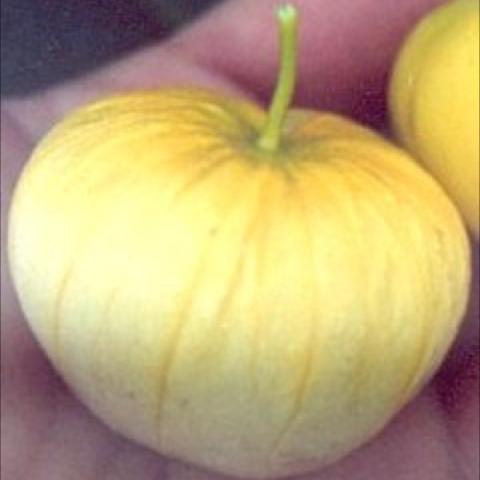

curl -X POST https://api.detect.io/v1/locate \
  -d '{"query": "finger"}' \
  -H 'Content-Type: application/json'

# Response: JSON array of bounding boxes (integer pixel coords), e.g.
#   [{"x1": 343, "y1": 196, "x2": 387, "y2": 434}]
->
[
  {"x1": 0, "y1": 110, "x2": 31, "y2": 207},
  {"x1": 2, "y1": 47, "x2": 247, "y2": 143},
  {"x1": 0, "y1": 111, "x2": 58, "y2": 479},
  {"x1": 171, "y1": 0, "x2": 447, "y2": 125},
  {"x1": 436, "y1": 345, "x2": 479, "y2": 480},
  {"x1": 435, "y1": 245, "x2": 479, "y2": 479},
  {"x1": 452, "y1": 245, "x2": 479, "y2": 354}
]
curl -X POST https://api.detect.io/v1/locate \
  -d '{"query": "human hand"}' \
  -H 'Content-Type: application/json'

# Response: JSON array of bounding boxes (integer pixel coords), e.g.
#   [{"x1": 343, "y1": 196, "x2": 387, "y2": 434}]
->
[{"x1": 1, "y1": 1, "x2": 478, "y2": 479}]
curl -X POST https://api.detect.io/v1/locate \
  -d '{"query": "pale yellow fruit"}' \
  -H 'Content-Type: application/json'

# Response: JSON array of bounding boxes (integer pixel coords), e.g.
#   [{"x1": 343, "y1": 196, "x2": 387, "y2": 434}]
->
[
  {"x1": 7, "y1": 6, "x2": 472, "y2": 479},
  {"x1": 389, "y1": 0, "x2": 480, "y2": 237},
  {"x1": 8, "y1": 88, "x2": 470, "y2": 479}
]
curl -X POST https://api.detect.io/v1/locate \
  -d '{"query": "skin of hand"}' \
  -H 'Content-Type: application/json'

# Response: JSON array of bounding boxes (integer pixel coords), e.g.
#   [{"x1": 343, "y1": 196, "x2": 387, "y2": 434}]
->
[{"x1": 1, "y1": 1, "x2": 478, "y2": 479}]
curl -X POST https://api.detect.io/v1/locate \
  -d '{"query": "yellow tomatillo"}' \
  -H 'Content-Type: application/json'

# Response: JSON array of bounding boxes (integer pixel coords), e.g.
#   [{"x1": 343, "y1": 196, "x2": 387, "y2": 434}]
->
[
  {"x1": 8, "y1": 5, "x2": 471, "y2": 479},
  {"x1": 389, "y1": 0, "x2": 480, "y2": 238}
]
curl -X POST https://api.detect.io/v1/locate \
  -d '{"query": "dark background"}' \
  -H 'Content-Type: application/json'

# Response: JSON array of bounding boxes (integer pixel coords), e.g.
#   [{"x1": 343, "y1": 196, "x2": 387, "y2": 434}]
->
[{"x1": 1, "y1": 0, "x2": 225, "y2": 97}]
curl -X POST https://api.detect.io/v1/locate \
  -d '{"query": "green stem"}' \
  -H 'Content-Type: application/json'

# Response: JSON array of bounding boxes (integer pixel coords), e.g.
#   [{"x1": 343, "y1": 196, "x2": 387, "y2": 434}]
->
[{"x1": 257, "y1": 4, "x2": 298, "y2": 152}]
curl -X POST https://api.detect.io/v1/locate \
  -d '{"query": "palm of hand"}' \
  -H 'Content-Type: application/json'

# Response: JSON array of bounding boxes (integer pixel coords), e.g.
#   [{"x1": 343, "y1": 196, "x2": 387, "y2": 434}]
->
[{"x1": 1, "y1": 1, "x2": 478, "y2": 479}]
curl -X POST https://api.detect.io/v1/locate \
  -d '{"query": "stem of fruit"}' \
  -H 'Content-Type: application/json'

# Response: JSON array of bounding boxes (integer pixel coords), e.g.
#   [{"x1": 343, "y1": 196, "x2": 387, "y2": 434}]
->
[{"x1": 257, "y1": 4, "x2": 298, "y2": 152}]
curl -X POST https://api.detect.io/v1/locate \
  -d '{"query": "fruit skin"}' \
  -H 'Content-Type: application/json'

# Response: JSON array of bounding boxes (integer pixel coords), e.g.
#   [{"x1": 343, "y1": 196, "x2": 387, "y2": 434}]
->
[
  {"x1": 389, "y1": 0, "x2": 480, "y2": 238},
  {"x1": 8, "y1": 88, "x2": 470, "y2": 479}
]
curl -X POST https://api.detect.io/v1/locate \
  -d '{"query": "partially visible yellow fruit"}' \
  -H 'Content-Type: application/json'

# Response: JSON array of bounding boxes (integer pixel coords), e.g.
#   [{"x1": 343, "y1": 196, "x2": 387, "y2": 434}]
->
[{"x1": 389, "y1": 0, "x2": 479, "y2": 237}]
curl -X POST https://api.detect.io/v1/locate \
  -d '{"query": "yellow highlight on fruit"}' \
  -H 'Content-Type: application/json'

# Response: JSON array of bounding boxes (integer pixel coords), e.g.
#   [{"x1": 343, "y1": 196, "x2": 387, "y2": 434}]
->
[
  {"x1": 8, "y1": 5, "x2": 471, "y2": 480},
  {"x1": 390, "y1": 0, "x2": 480, "y2": 237}
]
